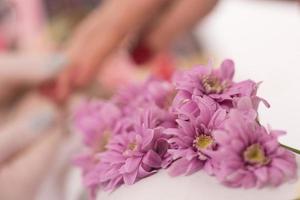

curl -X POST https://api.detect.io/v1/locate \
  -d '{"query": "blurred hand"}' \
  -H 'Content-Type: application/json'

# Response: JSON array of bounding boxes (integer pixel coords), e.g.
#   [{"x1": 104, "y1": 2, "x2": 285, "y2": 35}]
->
[
  {"x1": 0, "y1": 53, "x2": 67, "y2": 104},
  {"x1": 0, "y1": 128, "x2": 63, "y2": 200},
  {"x1": 0, "y1": 94, "x2": 64, "y2": 200},
  {"x1": 0, "y1": 53, "x2": 66, "y2": 86},
  {"x1": 56, "y1": 0, "x2": 218, "y2": 100}
]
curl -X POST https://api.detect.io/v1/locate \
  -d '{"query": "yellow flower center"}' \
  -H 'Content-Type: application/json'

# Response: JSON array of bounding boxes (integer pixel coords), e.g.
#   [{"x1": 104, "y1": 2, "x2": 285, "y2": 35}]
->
[
  {"x1": 164, "y1": 91, "x2": 176, "y2": 109},
  {"x1": 128, "y1": 142, "x2": 138, "y2": 151},
  {"x1": 202, "y1": 75, "x2": 224, "y2": 94},
  {"x1": 96, "y1": 130, "x2": 111, "y2": 152},
  {"x1": 194, "y1": 135, "x2": 214, "y2": 151},
  {"x1": 123, "y1": 140, "x2": 138, "y2": 156},
  {"x1": 243, "y1": 144, "x2": 269, "y2": 165}
]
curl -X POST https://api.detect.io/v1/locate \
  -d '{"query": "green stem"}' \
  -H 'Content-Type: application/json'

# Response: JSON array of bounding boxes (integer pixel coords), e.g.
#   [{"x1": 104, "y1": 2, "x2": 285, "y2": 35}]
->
[{"x1": 280, "y1": 143, "x2": 300, "y2": 155}]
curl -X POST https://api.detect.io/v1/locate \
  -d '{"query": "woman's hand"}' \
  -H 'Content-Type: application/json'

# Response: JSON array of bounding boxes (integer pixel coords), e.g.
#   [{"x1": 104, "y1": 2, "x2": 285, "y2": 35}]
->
[
  {"x1": 0, "y1": 94, "x2": 64, "y2": 200},
  {"x1": 0, "y1": 127, "x2": 63, "y2": 200},
  {"x1": 56, "y1": 0, "x2": 218, "y2": 100},
  {"x1": 0, "y1": 53, "x2": 67, "y2": 104}
]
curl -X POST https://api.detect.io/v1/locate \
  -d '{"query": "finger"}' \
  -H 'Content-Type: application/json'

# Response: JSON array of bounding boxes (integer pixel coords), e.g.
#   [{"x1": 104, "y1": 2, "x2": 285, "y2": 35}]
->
[
  {"x1": 66, "y1": 7, "x2": 105, "y2": 66},
  {"x1": 0, "y1": 93, "x2": 60, "y2": 164},
  {"x1": 0, "y1": 53, "x2": 67, "y2": 85},
  {"x1": 0, "y1": 128, "x2": 63, "y2": 200},
  {"x1": 67, "y1": 0, "x2": 168, "y2": 86},
  {"x1": 144, "y1": 0, "x2": 218, "y2": 52},
  {"x1": 56, "y1": 8, "x2": 106, "y2": 98},
  {"x1": 56, "y1": 68, "x2": 73, "y2": 102}
]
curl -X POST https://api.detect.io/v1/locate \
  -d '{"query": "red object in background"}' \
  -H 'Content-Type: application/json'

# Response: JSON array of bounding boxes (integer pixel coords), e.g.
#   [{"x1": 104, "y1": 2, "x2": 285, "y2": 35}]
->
[
  {"x1": 152, "y1": 54, "x2": 176, "y2": 81},
  {"x1": 130, "y1": 41, "x2": 154, "y2": 65},
  {"x1": 130, "y1": 39, "x2": 175, "y2": 80}
]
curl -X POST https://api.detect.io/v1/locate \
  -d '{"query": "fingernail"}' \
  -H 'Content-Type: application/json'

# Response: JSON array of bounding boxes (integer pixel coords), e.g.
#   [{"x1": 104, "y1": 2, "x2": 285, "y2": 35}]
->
[
  {"x1": 29, "y1": 112, "x2": 56, "y2": 132},
  {"x1": 130, "y1": 41, "x2": 154, "y2": 65},
  {"x1": 46, "y1": 54, "x2": 68, "y2": 74},
  {"x1": 153, "y1": 54, "x2": 175, "y2": 80}
]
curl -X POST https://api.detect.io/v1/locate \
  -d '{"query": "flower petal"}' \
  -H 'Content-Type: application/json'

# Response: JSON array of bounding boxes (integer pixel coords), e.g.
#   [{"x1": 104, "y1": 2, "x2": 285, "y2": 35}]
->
[
  {"x1": 254, "y1": 167, "x2": 268, "y2": 186},
  {"x1": 154, "y1": 138, "x2": 169, "y2": 156},
  {"x1": 220, "y1": 59, "x2": 235, "y2": 80},
  {"x1": 123, "y1": 170, "x2": 138, "y2": 185},
  {"x1": 142, "y1": 150, "x2": 162, "y2": 169},
  {"x1": 186, "y1": 159, "x2": 204, "y2": 175},
  {"x1": 168, "y1": 157, "x2": 190, "y2": 177},
  {"x1": 123, "y1": 157, "x2": 142, "y2": 173}
]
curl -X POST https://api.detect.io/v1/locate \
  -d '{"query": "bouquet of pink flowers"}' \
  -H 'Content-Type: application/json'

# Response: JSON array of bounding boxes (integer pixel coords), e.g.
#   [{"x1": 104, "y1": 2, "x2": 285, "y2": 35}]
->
[{"x1": 74, "y1": 60, "x2": 298, "y2": 199}]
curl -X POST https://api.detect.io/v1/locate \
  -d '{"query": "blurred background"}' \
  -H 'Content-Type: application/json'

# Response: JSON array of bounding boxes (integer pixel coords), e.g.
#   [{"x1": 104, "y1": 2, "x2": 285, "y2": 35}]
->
[{"x1": 0, "y1": 0, "x2": 299, "y2": 199}]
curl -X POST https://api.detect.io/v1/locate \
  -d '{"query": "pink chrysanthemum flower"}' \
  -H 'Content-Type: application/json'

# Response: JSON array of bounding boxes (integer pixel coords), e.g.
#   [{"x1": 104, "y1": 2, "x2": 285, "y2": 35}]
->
[
  {"x1": 173, "y1": 59, "x2": 258, "y2": 109},
  {"x1": 98, "y1": 129, "x2": 170, "y2": 190},
  {"x1": 172, "y1": 92, "x2": 219, "y2": 122},
  {"x1": 84, "y1": 108, "x2": 171, "y2": 193},
  {"x1": 74, "y1": 100, "x2": 121, "y2": 148},
  {"x1": 113, "y1": 77, "x2": 174, "y2": 114},
  {"x1": 212, "y1": 98, "x2": 297, "y2": 188},
  {"x1": 74, "y1": 81, "x2": 175, "y2": 198},
  {"x1": 166, "y1": 96, "x2": 227, "y2": 176},
  {"x1": 74, "y1": 100, "x2": 122, "y2": 176}
]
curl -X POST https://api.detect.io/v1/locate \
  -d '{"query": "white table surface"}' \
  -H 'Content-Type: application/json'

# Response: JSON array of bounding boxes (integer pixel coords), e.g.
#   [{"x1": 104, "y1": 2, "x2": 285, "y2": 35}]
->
[{"x1": 98, "y1": 161, "x2": 300, "y2": 200}]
